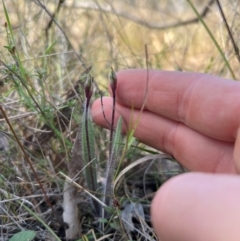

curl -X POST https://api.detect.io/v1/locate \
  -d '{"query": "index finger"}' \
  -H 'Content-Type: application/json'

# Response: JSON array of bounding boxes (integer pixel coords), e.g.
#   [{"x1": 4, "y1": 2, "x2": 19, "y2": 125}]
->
[{"x1": 115, "y1": 69, "x2": 240, "y2": 141}]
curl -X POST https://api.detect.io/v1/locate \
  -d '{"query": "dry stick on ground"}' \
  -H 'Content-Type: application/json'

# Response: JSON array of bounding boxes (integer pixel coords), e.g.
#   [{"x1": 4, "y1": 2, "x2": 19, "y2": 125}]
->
[
  {"x1": 60, "y1": 0, "x2": 215, "y2": 30},
  {"x1": 215, "y1": 0, "x2": 240, "y2": 63},
  {"x1": 63, "y1": 130, "x2": 83, "y2": 239}
]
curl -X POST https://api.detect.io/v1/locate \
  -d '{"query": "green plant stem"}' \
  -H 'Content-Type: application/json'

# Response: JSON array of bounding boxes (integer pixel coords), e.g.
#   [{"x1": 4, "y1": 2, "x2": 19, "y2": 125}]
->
[
  {"x1": 84, "y1": 100, "x2": 96, "y2": 192},
  {"x1": 108, "y1": 85, "x2": 116, "y2": 165}
]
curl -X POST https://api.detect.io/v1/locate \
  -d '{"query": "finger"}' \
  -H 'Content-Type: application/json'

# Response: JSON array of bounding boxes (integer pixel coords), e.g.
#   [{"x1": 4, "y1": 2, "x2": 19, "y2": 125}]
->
[
  {"x1": 114, "y1": 69, "x2": 240, "y2": 141},
  {"x1": 151, "y1": 173, "x2": 240, "y2": 241},
  {"x1": 91, "y1": 97, "x2": 236, "y2": 173},
  {"x1": 233, "y1": 128, "x2": 240, "y2": 173}
]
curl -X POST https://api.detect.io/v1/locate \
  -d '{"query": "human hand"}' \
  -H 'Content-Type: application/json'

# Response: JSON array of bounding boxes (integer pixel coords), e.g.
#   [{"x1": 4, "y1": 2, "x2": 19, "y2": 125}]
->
[{"x1": 91, "y1": 69, "x2": 240, "y2": 241}]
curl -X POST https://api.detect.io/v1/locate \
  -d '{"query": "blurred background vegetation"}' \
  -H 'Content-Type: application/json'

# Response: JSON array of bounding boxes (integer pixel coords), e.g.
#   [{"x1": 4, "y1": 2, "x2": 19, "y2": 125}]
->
[{"x1": 1, "y1": 0, "x2": 239, "y2": 92}]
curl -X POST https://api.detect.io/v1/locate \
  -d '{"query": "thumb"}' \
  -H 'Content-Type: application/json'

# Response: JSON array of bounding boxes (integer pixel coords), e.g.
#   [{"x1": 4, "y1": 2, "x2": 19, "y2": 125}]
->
[{"x1": 151, "y1": 172, "x2": 240, "y2": 241}]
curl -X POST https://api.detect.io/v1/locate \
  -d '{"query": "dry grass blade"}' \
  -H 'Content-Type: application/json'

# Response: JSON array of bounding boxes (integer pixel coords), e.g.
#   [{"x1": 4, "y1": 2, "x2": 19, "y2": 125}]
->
[{"x1": 113, "y1": 154, "x2": 172, "y2": 189}]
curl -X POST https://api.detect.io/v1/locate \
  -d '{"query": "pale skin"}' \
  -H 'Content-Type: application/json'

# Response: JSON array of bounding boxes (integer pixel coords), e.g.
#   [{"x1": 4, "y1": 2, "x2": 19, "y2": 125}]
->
[{"x1": 91, "y1": 69, "x2": 240, "y2": 240}]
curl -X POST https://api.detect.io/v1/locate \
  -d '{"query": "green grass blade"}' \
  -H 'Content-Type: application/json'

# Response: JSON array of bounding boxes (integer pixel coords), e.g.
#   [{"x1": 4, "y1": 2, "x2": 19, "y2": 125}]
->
[
  {"x1": 104, "y1": 116, "x2": 123, "y2": 207},
  {"x1": 2, "y1": 0, "x2": 25, "y2": 79},
  {"x1": 81, "y1": 102, "x2": 97, "y2": 193},
  {"x1": 2, "y1": 1, "x2": 15, "y2": 46},
  {"x1": 45, "y1": 39, "x2": 58, "y2": 55}
]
